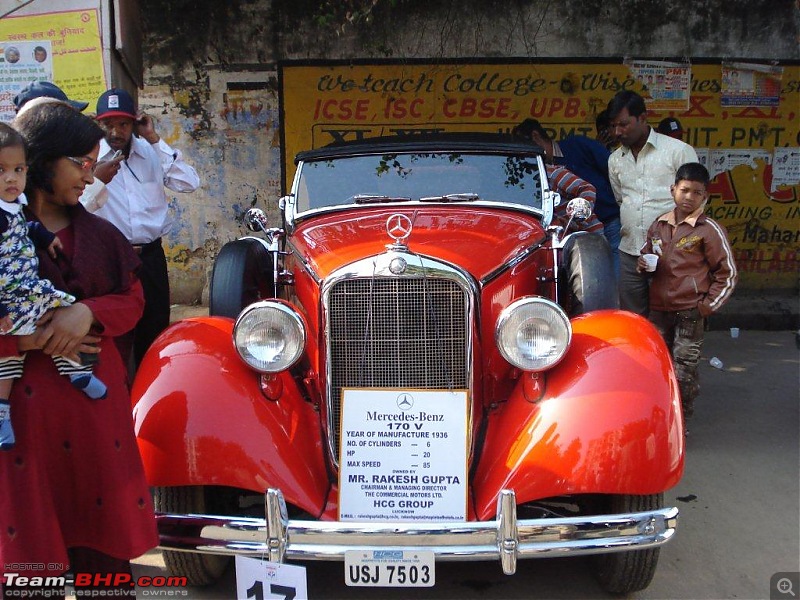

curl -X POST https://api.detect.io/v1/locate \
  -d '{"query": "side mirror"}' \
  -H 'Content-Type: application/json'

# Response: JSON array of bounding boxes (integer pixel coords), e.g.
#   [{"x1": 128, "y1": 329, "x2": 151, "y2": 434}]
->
[
  {"x1": 244, "y1": 208, "x2": 269, "y2": 232},
  {"x1": 566, "y1": 198, "x2": 592, "y2": 221}
]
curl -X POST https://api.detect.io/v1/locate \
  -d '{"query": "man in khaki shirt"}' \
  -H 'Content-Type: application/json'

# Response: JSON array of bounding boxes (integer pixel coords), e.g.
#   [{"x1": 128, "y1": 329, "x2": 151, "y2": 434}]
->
[{"x1": 607, "y1": 91, "x2": 697, "y2": 316}]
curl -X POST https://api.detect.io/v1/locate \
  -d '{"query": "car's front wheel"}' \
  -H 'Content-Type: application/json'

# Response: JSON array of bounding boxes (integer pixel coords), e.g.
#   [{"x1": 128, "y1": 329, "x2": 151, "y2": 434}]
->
[
  {"x1": 209, "y1": 238, "x2": 273, "y2": 319},
  {"x1": 560, "y1": 232, "x2": 618, "y2": 316},
  {"x1": 153, "y1": 486, "x2": 230, "y2": 586},
  {"x1": 592, "y1": 493, "x2": 663, "y2": 594}
]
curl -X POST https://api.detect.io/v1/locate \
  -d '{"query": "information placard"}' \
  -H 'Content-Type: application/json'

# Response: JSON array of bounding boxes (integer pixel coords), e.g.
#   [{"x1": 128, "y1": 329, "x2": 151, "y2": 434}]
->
[{"x1": 339, "y1": 388, "x2": 468, "y2": 522}]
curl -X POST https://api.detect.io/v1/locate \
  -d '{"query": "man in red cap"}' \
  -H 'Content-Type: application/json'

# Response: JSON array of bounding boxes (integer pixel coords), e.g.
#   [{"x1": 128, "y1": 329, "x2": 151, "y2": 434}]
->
[{"x1": 92, "y1": 88, "x2": 200, "y2": 370}]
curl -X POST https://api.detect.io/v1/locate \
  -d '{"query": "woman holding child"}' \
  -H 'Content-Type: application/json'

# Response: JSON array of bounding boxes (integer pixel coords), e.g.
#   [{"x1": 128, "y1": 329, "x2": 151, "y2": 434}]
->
[{"x1": 0, "y1": 101, "x2": 156, "y2": 595}]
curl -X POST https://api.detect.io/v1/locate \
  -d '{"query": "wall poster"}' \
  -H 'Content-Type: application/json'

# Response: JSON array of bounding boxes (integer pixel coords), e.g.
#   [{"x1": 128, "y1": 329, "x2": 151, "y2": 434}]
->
[
  {"x1": 0, "y1": 8, "x2": 106, "y2": 121},
  {"x1": 624, "y1": 59, "x2": 691, "y2": 111},
  {"x1": 721, "y1": 62, "x2": 783, "y2": 108}
]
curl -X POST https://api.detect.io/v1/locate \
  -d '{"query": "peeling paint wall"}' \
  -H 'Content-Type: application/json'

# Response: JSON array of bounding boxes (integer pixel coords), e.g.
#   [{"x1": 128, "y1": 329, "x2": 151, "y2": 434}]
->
[
  {"x1": 138, "y1": 0, "x2": 800, "y2": 303},
  {"x1": 138, "y1": 71, "x2": 282, "y2": 303}
]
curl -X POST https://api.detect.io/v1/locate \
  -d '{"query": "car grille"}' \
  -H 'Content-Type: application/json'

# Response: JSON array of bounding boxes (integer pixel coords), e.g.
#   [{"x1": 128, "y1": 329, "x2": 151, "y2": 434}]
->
[{"x1": 327, "y1": 277, "x2": 469, "y2": 460}]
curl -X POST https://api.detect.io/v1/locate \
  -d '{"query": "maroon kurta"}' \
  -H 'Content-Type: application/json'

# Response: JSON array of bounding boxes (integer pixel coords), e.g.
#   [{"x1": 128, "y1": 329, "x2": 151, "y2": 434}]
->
[{"x1": 0, "y1": 205, "x2": 158, "y2": 578}]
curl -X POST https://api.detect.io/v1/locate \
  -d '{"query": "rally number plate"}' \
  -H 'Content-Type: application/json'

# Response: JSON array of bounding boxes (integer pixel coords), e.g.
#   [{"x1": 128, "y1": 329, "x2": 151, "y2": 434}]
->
[{"x1": 344, "y1": 550, "x2": 435, "y2": 587}]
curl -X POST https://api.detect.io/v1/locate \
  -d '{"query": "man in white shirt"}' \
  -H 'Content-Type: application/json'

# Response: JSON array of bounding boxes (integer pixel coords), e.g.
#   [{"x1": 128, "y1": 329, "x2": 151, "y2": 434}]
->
[
  {"x1": 607, "y1": 91, "x2": 697, "y2": 316},
  {"x1": 93, "y1": 88, "x2": 200, "y2": 368}
]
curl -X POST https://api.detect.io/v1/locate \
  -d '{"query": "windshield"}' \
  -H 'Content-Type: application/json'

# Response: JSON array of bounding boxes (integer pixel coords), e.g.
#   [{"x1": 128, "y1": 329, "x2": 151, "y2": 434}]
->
[{"x1": 293, "y1": 152, "x2": 544, "y2": 212}]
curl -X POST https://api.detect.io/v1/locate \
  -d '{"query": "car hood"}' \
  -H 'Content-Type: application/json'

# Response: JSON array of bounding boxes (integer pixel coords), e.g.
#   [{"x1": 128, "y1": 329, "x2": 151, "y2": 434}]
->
[{"x1": 289, "y1": 206, "x2": 546, "y2": 281}]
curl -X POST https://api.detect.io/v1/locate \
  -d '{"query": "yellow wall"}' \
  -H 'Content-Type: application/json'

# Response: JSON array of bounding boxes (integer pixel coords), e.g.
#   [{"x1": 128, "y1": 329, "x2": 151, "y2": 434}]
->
[{"x1": 281, "y1": 61, "x2": 800, "y2": 291}]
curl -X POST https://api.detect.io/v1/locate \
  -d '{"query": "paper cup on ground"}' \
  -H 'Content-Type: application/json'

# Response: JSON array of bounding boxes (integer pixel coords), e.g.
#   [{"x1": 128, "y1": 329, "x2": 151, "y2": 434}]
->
[
  {"x1": 642, "y1": 253, "x2": 659, "y2": 272},
  {"x1": 730, "y1": 327, "x2": 740, "y2": 338}
]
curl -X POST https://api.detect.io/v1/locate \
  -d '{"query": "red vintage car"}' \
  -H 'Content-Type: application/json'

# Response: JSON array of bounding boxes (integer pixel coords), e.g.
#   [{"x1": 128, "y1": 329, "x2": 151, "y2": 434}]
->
[{"x1": 132, "y1": 133, "x2": 684, "y2": 593}]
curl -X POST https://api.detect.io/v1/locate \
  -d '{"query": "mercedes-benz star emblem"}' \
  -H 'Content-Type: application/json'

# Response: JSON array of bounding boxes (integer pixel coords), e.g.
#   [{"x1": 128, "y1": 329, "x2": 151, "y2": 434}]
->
[
  {"x1": 386, "y1": 214, "x2": 413, "y2": 242},
  {"x1": 396, "y1": 393, "x2": 414, "y2": 410}
]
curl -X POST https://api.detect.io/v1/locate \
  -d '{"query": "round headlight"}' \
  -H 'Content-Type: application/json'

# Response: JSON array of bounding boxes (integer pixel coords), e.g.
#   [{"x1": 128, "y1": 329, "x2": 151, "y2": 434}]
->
[
  {"x1": 495, "y1": 297, "x2": 571, "y2": 371},
  {"x1": 233, "y1": 301, "x2": 305, "y2": 373}
]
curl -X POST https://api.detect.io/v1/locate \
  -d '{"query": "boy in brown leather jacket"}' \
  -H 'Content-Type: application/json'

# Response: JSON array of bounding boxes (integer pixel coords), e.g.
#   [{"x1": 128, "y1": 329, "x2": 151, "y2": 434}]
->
[{"x1": 637, "y1": 162, "x2": 737, "y2": 429}]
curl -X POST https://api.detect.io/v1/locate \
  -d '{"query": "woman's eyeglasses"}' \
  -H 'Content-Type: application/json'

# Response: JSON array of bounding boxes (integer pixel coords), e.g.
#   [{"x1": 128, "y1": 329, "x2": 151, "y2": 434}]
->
[{"x1": 65, "y1": 156, "x2": 97, "y2": 174}]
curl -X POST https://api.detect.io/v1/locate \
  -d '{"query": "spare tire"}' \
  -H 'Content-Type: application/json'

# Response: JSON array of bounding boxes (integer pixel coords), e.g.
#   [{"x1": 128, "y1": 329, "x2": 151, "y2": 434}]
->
[
  {"x1": 560, "y1": 232, "x2": 618, "y2": 316},
  {"x1": 209, "y1": 239, "x2": 273, "y2": 319}
]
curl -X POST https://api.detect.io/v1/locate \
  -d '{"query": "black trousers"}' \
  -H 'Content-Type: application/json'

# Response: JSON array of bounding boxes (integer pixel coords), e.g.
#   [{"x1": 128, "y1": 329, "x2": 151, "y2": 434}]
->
[{"x1": 133, "y1": 240, "x2": 171, "y2": 368}]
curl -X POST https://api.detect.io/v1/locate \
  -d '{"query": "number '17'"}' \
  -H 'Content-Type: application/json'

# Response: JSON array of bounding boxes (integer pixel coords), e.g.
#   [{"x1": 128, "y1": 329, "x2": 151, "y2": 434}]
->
[{"x1": 247, "y1": 581, "x2": 297, "y2": 600}]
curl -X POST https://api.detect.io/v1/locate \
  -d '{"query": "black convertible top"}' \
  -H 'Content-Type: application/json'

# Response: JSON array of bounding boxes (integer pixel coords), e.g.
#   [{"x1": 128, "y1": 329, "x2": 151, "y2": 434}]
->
[{"x1": 294, "y1": 132, "x2": 545, "y2": 164}]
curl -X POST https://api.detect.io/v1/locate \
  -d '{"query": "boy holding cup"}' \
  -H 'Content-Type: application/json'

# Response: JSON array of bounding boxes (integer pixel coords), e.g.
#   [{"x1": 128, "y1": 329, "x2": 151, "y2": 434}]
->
[{"x1": 637, "y1": 162, "x2": 737, "y2": 429}]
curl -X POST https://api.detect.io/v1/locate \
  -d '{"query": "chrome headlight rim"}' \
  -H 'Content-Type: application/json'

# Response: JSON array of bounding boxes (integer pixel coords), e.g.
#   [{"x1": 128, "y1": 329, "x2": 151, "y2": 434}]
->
[
  {"x1": 233, "y1": 300, "x2": 306, "y2": 373},
  {"x1": 495, "y1": 297, "x2": 572, "y2": 372}
]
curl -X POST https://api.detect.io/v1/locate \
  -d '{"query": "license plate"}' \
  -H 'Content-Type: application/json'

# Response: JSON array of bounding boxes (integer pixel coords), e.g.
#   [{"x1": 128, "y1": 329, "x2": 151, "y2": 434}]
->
[{"x1": 344, "y1": 550, "x2": 435, "y2": 587}]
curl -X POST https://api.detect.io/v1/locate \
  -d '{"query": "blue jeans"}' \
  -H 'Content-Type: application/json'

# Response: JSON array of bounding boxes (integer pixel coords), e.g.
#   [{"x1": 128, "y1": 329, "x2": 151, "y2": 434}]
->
[{"x1": 602, "y1": 216, "x2": 621, "y2": 280}]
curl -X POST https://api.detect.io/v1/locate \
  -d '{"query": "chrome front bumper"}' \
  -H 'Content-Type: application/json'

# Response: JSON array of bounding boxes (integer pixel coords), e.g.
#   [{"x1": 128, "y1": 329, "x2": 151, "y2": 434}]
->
[{"x1": 158, "y1": 488, "x2": 679, "y2": 575}]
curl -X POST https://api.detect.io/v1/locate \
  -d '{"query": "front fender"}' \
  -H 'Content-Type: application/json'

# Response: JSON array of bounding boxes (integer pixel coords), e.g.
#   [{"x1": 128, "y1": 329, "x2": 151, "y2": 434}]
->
[
  {"x1": 473, "y1": 310, "x2": 683, "y2": 519},
  {"x1": 131, "y1": 317, "x2": 329, "y2": 516}
]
